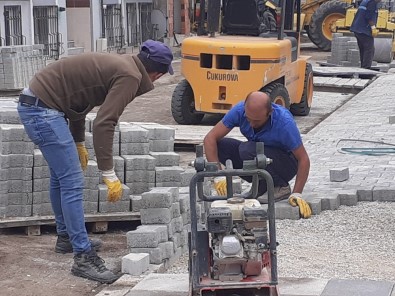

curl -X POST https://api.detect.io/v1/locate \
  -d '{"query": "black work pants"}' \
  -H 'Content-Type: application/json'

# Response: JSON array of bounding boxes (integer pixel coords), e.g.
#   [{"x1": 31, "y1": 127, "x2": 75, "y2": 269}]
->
[
  {"x1": 354, "y1": 32, "x2": 375, "y2": 69},
  {"x1": 217, "y1": 138, "x2": 298, "y2": 195}
]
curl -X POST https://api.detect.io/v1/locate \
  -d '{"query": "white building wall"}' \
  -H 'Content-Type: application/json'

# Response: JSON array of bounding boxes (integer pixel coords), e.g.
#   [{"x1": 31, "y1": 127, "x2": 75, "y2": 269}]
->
[
  {"x1": 67, "y1": 7, "x2": 91, "y2": 52},
  {"x1": 0, "y1": 0, "x2": 34, "y2": 45}
]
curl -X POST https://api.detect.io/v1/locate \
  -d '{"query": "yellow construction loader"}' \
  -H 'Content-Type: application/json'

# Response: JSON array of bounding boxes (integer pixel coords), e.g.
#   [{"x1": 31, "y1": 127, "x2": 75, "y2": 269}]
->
[
  {"x1": 171, "y1": 0, "x2": 314, "y2": 125},
  {"x1": 191, "y1": 0, "x2": 353, "y2": 51}
]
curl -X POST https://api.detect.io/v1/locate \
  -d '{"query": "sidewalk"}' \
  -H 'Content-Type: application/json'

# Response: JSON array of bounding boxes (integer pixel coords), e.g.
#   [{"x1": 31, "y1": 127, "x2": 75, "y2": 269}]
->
[{"x1": 95, "y1": 74, "x2": 395, "y2": 295}]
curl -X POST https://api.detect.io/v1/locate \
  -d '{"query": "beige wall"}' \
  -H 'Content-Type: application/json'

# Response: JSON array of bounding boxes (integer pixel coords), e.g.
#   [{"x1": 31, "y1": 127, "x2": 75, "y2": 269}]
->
[{"x1": 66, "y1": 7, "x2": 92, "y2": 52}]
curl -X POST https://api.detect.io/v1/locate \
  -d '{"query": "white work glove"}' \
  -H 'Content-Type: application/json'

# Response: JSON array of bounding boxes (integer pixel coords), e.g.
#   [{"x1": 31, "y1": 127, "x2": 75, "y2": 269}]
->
[{"x1": 102, "y1": 168, "x2": 123, "y2": 202}]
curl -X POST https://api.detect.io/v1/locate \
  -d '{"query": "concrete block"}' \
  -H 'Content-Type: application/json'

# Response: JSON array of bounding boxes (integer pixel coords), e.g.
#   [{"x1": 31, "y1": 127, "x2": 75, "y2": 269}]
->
[
  {"x1": 126, "y1": 182, "x2": 155, "y2": 195},
  {"x1": 126, "y1": 273, "x2": 189, "y2": 296},
  {"x1": 129, "y1": 246, "x2": 163, "y2": 264},
  {"x1": 161, "y1": 241, "x2": 175, "y2": 259},
  {"x1": 372, "y1": 188, "x2": 395, "y2": 201},
  {"x1": 7, "y1": 180, "x2": 32, "y2": 193},
  {"x1": 83, "y1": 160, "x2": 100, "y2": 177},
  {"x1": 125, "y1": 170, "x2": 155, "y2": 183},
  {"x1": 33, "y1": 149, "x2": 47, "y2": 167},
  {"x1": 32, "y1": 202, "x2": 53, "y2": 216},
  {"x1": 0, "y1": 124, "x2": 30, "y2": 142},
  {"x1": 1, "y1": 192, "x2": 32, "y2": 205},
  {"x1": 321, "y1": 194, "x2": 340, "y2": 211},
  {"x1": 155, "y1": 181, "x2": 181, "y2": 187},
  {"x1": 84, "y1": 201, "x2": 99, "y2": 214},
  {"x1": 99, "y1": 200, "x2": 130, "y2": 213},
  {"x1": 321, "y1": 279, "x2": 394, "y2": 296},
  {"x1": 149, "y1": 152, "x2": 180, "y2": 166},
  {"x1": 140, "y1": 208, "x2": 172, "y2": 224},
  {"x1": 137, "y1": 123, "x2": 175, "y2": 140},
  {"x1": 357, "y1": 189, "x2": 373, "y2": 201},
  {"x1": 83, "y1": 189, "x2": 99, "y2": 202},
  {"x1": 33, "y1": 166, "x2": 50, "y2": 179},
  {"x1": 33, "y1": 177, "x2": 49, "y2": 192},
  {"x1": 120, "y1": 142, "x2": 150, "y2": 155},
  {"x1": 180, "y1": 169, "x2": 195, "y2": 187},
  {"x1": 389, "y1": 115, "x2": 395, "y2": 124},
  {"x1": 338, "y1": 191, "x2": 358, "y2": 206},
  {"x1": 171, "y1": 202, "x2": 181, "y2": 218},
  {"x1": 3, "y1": 168, "x2": 32, "y2": 181},
  {"x1": 273, "y1": 200, "x2": 301, "y2": 220},
  {"x1": 84, "y1": 176, "x2": 100, "y2": 190},
  {"x1": 178, "y1": 194, "x2": 190, "y2": 214},
  {"x1": 141, "y1": 187, "x2": 176, "y2": 209},
  {"x1": 0, "y1": 154, "x2": 33, "y2": 169},
  {"x1": 6, "y1": 205, "x2": 32, "y2": 217},
  {"x1": 126, "y1": 225, "x2": 168, "y2": 248},
  {"x1": 303, "y1": 195, "x2": 322, "y2": 216},
  {"x1": 32, "y1": 191, "x2": 49, "y2": 204},
  {"x1": 329, "y1": 167, "x2": 349, "y2": 182},
  {"x1": 130, "y1": 195, "x2": 142, "y2": 212},
  {"x1": 121, "y1": 253, "x2": 150, "y2": 276},
  {"x1": 123, "y1": 155, "x2": 156, "y2": 171},
  {"x1": 0, "y1": 141, "x2": 35, "y2": 154},
  {"x1": 119, "y1": 124, "x2": 149, "y2": 143},
  {"x1": 155, "y1": 166, "x2": 184, "y2": 183},
  {"x1": 279, "y1": 277, "x2": 329, "y2": 296},
  {"x1": 149, "y1": 139, "x2": 174, "y2": 152}
]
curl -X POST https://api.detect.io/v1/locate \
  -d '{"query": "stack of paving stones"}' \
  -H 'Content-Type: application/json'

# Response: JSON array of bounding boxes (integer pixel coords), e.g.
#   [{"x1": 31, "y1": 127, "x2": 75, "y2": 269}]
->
[
  {"x1": 126, "y1": 187, "x2": 190, "y2": 271},
  {"x1": 0, "y1": 124, "x2": 34, "y2": 217},
  {"x1": 327, "y1": 33, "x2": 379, "y2": 68},
  {"x1": 0, "y1": 103, "x2": 193, "y2": 218},
  {"x1": 0, "y1": 45, "x2": 45, "y2": 90}
]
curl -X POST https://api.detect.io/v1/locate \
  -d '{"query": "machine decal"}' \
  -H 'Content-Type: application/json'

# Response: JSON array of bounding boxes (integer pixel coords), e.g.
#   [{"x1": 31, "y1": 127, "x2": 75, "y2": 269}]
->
[
  {"x1": 251, "y1": 58, "x2": 280, "y2": 64},
  {"x1": 182, "y1": 54, "x2": 200, "y2": 61},
  {"x1": 207, "y1": 71, "x2": 239, "y2": 81}
]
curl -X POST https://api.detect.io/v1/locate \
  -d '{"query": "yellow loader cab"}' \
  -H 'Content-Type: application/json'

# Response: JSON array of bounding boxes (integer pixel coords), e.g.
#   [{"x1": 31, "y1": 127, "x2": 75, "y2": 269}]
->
[{"x1": 171, "y1": 0, "x2": 314, "y2": 125}]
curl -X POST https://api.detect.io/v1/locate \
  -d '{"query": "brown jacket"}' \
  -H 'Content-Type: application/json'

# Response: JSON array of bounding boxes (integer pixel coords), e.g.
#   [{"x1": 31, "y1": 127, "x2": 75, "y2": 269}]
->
[{"x1": 30, "y1": 52, "x2": 154, "y2": 171}]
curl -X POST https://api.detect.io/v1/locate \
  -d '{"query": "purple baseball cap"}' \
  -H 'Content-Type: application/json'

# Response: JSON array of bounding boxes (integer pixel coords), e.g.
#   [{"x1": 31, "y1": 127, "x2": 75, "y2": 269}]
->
[{"x1": 140, "y1": 40, "x2": 174, "y2": 75}]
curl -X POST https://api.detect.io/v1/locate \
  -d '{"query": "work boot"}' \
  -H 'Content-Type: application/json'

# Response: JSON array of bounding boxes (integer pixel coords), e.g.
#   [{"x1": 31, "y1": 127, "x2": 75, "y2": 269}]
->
[
  {"x1": 55, "y1": 234, "x2": 103, "y2": 254},
  {"x1": 257, "y1": 185, "x2": 292, "y2": 204},
  {"x1": 71, "y1": 249, "x2": 119, "y2": 284}
]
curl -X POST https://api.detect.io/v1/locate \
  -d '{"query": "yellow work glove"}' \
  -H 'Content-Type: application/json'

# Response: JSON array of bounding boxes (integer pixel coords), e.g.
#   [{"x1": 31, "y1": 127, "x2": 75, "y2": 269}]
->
[
  {"x1": 102, "y1": 169, "x2": 123, "y2": 202},
  {"x1": 288, "y1": 193, "x2": 312, "y2": 219},
  {"x1": 371, "y1": 26, "x2": 379, "y2": 37},
  {"x1": 76, "y1": 142, "x2": 89, "y2": 171},
  {"x1": 214, "y1": 177, "x2": 227, "y2": 196}
]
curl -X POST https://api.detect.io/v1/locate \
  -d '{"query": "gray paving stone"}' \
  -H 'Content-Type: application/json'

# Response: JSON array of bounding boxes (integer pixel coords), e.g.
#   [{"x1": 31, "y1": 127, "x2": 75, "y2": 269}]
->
[
  {"x1": 320, "y1": 279, "x2": 394, "y2": 296},
  {"x1": 122, "y1": 155, "x2": 156, "y2": 171},
  {"x1": 149, "y1": 152, "x2": 180, "y2": 166},
  {"x1": 141, "y1": 187, "x2": 175, "y2": 209},
  {"x1": 126, "y1": 225, "x2": 168, "y2": 248},
  {"x1": 329, "y1": 167, "x2": 349, "y2": 182},
  {"x1": 372, "y1": 188, "x2": 395, "y2": 202},
  {"x1": 278, "y1": 277, "x2": 328, "y2": 296},
  {"x1": 121, "y1": 253, "x2": 150, "y2": 276},
  {"x1": 126, "y1": 273, "x2": 189, "y2": 296}
]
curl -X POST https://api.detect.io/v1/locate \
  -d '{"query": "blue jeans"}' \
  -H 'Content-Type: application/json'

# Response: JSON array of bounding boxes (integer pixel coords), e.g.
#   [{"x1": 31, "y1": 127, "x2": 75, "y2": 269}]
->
[
  {"x1": 218, "y1": 138, "x2": 298, "y2": 195},
  {"x1": 17, "y1": 101, "x2": 91, "y2": 254}
]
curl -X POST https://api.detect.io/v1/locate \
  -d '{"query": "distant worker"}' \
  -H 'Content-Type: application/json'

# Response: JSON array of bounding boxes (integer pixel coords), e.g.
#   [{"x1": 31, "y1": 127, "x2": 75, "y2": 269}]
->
[
  {"x1": 204, "y1": 91, "x2": 312, "y2": 219},
  {"x1": 17, "y1": 40, "x2": 173, "y2": 283},
  {"x1": 350, "y1": 0, "x2": 381, "y2": 69}
]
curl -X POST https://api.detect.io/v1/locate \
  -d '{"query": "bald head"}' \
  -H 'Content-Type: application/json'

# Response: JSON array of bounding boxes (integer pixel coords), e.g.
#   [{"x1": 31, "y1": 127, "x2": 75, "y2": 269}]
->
[{"x1": 244, "y1": 91, "x2": 273, "y2": 129}]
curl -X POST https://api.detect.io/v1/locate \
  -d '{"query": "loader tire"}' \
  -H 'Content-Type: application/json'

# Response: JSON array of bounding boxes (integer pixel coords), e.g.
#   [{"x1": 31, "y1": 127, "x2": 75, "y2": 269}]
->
[
  {"x1": 261, "y1": 83, "x2": 290, "y2": 109},
  {"x1": 290, "y1": 63, "x2": 313, "y2": 116},
  {"x1": 171, "y1": 79, "x2": 204, "y2": 125},
  {"x1": 308, "y1": 0, "x2": 348, "y2": 51}
]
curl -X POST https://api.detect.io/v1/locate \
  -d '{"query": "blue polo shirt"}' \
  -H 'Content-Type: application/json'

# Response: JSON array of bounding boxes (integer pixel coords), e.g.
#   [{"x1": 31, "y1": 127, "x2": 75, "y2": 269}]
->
[
  {"x1": 350, "y1": 0, "x2": 378, "y2": 36},
  {"x1": 222, "y1": 102, "x2": 302, "y2": 152}
]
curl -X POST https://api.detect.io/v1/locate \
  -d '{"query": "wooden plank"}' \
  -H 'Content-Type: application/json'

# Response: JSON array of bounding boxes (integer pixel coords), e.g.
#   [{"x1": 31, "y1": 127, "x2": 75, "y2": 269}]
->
[
  {"x1": 170, "y1": 125, "x2": 245, "y2": 145},
  {"x1": 25, "y1": 225, "x2": 41, "y2": 236},
  {"x1": 91, "y1": 221, "x2": 108, "y2": 233},
  {"x1": 313, "y1": 76, "x2": 333, "y2": 86},
  {"x1": 324, "y1": 77, "x2": 345, "y2": 87},
  {"x1": 353, "y1": 79, "x2": 371, "y2": 89},
  {"x1": 341, "y1": 78, "x2": 361, "y2": 88},
  {"x1": 0, "y1": 212, "x2": 140, "y2": 229},
  {"x1": 313, "y1": 66, "x2": 381, "y2": 77}
]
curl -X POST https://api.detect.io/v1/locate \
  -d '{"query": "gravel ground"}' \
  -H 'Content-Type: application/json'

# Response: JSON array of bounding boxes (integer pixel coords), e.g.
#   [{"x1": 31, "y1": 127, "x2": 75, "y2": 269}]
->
[{"x1": 167, "y1": 202, "x2": 395, "y2": 281}]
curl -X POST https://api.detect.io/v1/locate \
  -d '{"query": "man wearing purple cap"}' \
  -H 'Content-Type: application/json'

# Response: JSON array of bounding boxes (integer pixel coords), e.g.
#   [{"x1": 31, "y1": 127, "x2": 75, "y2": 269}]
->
[{"x1": 16, "y1": 40, "x2": 173, "y2": 283}]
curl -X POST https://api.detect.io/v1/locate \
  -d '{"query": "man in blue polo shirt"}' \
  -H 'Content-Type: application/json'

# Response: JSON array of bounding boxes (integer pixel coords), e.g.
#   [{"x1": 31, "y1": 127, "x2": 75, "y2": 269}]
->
[
  {"x1": 350, "y1": 0, "x2": 381, "y2": 69},
  {"x1": 204, "y1": 91, "x2": 311, "y2": 218}
]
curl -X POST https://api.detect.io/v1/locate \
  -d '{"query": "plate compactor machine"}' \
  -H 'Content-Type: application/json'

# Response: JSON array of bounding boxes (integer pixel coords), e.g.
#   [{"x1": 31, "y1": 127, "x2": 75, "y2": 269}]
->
[{"x1": 188, "y1": 143, "x2": 280, "y2": 296}]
